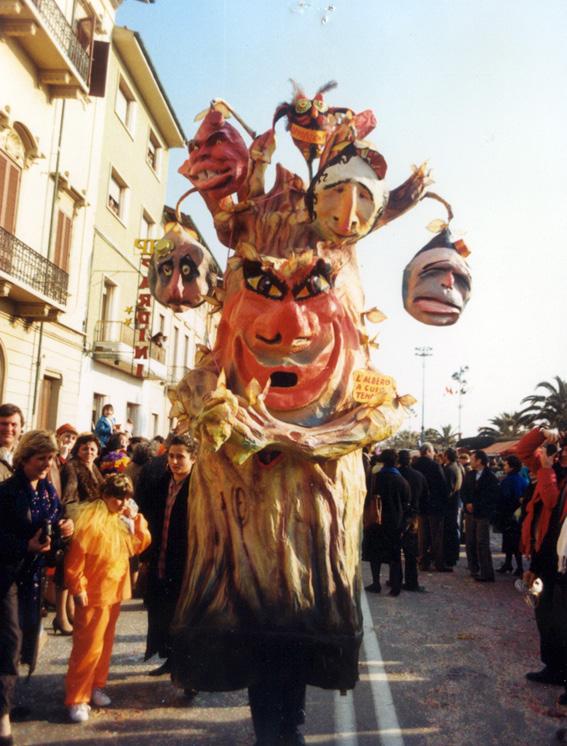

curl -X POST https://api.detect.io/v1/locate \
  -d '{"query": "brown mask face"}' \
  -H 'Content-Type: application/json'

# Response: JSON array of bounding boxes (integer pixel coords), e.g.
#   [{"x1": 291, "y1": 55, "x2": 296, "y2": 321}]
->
[
  {"x1": 148, "y1": 227, "x2": 218, "y2": 312},
  {"x1": 402, "y1": 244, "x2": 472, "y2": 326}
]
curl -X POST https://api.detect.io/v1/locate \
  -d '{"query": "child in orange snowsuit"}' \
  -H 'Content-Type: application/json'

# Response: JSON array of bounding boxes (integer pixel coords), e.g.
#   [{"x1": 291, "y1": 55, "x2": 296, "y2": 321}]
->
[{"x1": 64, "y1": 473, "x2": 151, "y2": 722}]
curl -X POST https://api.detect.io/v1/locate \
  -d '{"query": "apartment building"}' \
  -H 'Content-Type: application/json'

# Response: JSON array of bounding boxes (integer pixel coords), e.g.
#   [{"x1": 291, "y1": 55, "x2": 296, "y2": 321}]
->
[
  {"x1": 81, "y1": 26, "x2": 219, "y2": 437},
  {"x1": 0, "y1": 3, "x2": 219, "y2": 436},
  {"x1": 0, "y1": 0, "x2": 120, "y2": 428}
]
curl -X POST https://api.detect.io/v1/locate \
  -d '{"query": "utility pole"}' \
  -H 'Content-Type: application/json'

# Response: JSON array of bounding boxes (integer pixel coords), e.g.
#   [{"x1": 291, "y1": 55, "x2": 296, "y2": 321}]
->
[
  {"x1": 451, "y1": 365, "x2": 469, "y2": 439},
  {"x1": 415, "y1": 346, "x2": 433, "y2": 445}
]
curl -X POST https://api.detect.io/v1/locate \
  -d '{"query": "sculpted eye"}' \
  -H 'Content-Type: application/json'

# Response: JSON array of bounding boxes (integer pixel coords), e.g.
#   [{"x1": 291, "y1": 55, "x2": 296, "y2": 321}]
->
[
  {"x1": 159, "y1": 262, "x2": 173, "y2": 278},
  {"x1": 294, "y1": 269, "x2": 332, "y2": 300},
  {"x1": 313, "y1": 99, "x2": 327, "y2": 113},
  {"x1": 295, "y1": 98, "x2": 311, "y2": 114},
  {"x1": 246, "y1": 273, "x2": 285, "y2": 300},
  {"x1": 180, "y1": 257, "x2": 198, "y2": 281}
]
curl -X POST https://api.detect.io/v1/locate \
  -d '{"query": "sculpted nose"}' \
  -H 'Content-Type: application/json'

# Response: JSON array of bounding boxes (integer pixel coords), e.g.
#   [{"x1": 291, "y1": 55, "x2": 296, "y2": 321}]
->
[
  {"x1": 441, "y1": 270, "x2": 455, "y2": 290},
  {"x1": 254, "y1": 302, "x2": 319, "y2": 351},
  {"x1": 167, "y1": 270, "x2": 184, "y2": 302},
  {"x1": 334, "y1": 187, "x2": 359, "y2": 233}
]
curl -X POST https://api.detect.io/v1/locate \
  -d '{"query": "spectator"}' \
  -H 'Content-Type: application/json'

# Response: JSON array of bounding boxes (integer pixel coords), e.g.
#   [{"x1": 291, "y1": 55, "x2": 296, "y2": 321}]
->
[
  {"x1": 55, "y1": 424, "x2": 78, "y2": 469},
  {"x1": 443, "y1": 448, "x2": 463, "y2": 568},
  {"x1": 398, "y1": 449, "x2": 428, "y2": 592},
  {"x1": 142, "y1": 434, "x2": 195, "y2": 676},
  {"x1": 461, "y1": 450, "x2": 499, "y2": 582},
  {"x1": 0, "y1": 404, "x2": 24, "y2": 484},
  {"x1": 363, "y1": 449, "x2": 411, "y2": 596},
  {"x1": 517, "y1": 428, "x2": 566, "y2": 684},
  {"x1": 0, "y1": 431, "x2": 73, "y2": 743},
  {"x1": 64, "y1": 474, "x2": 150, "y2": 722},
  {"x1": 60, "y1": 435, "x2": 104, "y2": 522},
  {"x1": 94, "y1": 405, "x2": 115, "y2": 448},
  {"x1": 413, "y1": 442, "x2": 450, "y2": 572},
  {"x1": 98, "y1": 433, "x2": 130, "y2": 477},
  {"x1": 125, "y1": 440, "x2": 152, "y2": 490},
  {"x1": 495, "y1": 454, "x2": 529, "y2": 575}
]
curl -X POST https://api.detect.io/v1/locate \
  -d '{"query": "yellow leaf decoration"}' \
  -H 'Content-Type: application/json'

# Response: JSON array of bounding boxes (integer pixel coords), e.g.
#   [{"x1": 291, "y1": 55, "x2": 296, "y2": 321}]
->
[
  {"x1": 427, "y1": 219, "x2": 448, "y2": 234},
  {"x1": 245, "y1": 378, "x2": 262, "y2": 406},
  {"x1": 398, "y1": 394, "x2": 417, "y2": 408},
  {"x1": 363, "y1": 307, "x2": 387, "y2": 324}
]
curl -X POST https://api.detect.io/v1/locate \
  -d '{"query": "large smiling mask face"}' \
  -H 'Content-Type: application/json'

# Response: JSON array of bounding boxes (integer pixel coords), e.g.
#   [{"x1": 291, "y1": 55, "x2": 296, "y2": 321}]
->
[
  {"x1": 402, "y1": 246, "x2": 472, "y2": 326},
  {"x1": 214, "y1": 255, "x2": 361, "y2": 424},
  {"x1": 179, "y1": 110, "x2": 250, "y2": 200}
]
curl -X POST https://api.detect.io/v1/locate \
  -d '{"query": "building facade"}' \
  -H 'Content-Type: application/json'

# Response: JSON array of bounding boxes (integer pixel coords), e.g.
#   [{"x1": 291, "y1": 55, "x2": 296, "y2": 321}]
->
[
  {"x1": 0, "y1": 2, "x2": 218, "y2": 437},
  {"x1": 0, "y1": 0, "x2": 120, "y2": 429}
]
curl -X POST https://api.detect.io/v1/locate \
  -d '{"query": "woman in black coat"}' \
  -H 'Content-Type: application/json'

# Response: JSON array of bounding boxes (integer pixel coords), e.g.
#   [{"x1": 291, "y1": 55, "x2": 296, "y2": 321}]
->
[
  {"x1": 0, "y1": 431, "x2": 73, "y2": 745},
  {"x1": 363, "y1": 449, "x2": 411, "y2": 596},
  {"x1": 137, "y1": 434, "x2": 195, "y2": 677}
]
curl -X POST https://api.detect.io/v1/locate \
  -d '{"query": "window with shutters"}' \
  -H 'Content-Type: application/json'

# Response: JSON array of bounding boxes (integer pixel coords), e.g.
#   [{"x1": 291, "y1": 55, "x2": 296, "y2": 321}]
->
[
  {"x1": 107, "y1": 169, "x2": 128, "y2": 222},
  {"x1": 115, "y1": 78, "x2": 136, "y2": 134},
  {"x1": 0, "y1": 150, "x2": 21, "y2": 234},
  {"x1": 147, "y1": 130, "x2": 161, "y2": 174},
  {"x1": 36, "y1": 374, "x2": 61, "y2": 430},
  {"x1": 53, "y1": 210, "x2": 73, "y2": 272}
]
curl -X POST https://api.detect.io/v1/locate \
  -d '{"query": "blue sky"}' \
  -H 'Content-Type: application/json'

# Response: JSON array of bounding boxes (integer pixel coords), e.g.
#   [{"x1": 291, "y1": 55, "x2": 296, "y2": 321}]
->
[{"x1": 118, "y1": 0, "x2": 567, "y2": 437}]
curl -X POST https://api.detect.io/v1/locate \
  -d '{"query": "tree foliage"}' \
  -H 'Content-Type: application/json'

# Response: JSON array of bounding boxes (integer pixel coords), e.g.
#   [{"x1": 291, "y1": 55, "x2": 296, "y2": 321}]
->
[
  {"x1": 478, "y1": 411, "x2": 528, "y2": 440},
  {"x1": 520, "y1": 376, "x2": 567, "y2": 430}
]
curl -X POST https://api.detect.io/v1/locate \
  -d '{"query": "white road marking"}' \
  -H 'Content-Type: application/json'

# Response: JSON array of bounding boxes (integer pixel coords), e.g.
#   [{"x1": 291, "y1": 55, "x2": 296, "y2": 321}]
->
[
  {"x1": 359, "y1": 591, "x2": 405, "y2": 746},
  {"x1": 333, "y1": 688, "x2": 359, "y2": 745}
]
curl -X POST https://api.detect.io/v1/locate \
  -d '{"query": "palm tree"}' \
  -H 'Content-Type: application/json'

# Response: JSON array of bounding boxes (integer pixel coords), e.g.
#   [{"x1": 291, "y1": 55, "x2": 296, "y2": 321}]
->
[
  {"x1": 421, "y1": 426, "x2": 458, "y2": 448},
  {"x1": 382, "y1": 430, "x2": 420, "y2": 450},
  {"x1": 478, "y1": 411, "x2": 528, "y2": 439},
  {"x1": 521, "y1": 376, "x2": 567, "y2": 430}
]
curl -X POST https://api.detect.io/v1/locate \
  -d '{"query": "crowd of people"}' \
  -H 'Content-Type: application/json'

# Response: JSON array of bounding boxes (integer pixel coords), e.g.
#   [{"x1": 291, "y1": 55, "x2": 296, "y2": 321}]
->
[
  {"x1": 1, "y1": 396, "x2": 567, "y2": 743},
  {"x1": 0, "y1": 401, "x2": 195, "y2": 744},
  {"x1": 362, "y1": 432, "x2": 567, "y2": 711}
]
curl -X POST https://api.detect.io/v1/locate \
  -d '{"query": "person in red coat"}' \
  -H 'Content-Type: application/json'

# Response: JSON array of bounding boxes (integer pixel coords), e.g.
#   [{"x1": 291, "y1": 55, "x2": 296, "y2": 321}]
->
[{"x1": 516, "y1": 428, "x2": 566, "y2": 685}]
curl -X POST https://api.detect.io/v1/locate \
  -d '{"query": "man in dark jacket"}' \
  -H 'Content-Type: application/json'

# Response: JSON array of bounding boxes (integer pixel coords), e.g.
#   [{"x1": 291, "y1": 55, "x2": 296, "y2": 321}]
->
[
  {"x1": 398, "y1": 450, "x2": 428, "y2": 591},
  {"x1": 461, "y1": 449, "x2": 499, "y2": 582},
  {"x1": 443, "y1": 448, "x2": 463, "y2": 568},
  {"x1": 413, "y1": 442, "x2": 450, "y2": 572},
  {"x1": 363, "y1": 449, "x2": 411, "y2": 596}
]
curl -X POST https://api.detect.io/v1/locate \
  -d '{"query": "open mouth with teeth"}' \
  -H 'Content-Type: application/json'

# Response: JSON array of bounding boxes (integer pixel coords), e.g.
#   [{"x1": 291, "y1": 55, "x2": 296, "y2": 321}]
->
[{"x1": 190, "y1": 166, "x2": 233, "y2": 192}]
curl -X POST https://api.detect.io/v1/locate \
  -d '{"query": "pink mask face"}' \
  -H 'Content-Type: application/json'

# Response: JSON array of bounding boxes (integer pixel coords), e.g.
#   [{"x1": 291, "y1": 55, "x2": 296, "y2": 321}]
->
[
  {"x1": 178, "y1": 110, "x2": 250, "y2": 200},
  {"x1": 402, "y1": 246, "x2": 472, "y2": 326},
  {"x1": 214, "y1": 257, "x2": 361, "y2": 423}
]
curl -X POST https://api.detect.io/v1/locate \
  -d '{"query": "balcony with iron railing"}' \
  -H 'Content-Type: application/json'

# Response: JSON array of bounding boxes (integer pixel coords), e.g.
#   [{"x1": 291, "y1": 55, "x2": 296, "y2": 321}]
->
[
  {"x1": 0, "y1": 0, "x2": 92, "y2": 95},
  {"x1": 0, "y1": 224, "x2": 69, "y2": 317}
]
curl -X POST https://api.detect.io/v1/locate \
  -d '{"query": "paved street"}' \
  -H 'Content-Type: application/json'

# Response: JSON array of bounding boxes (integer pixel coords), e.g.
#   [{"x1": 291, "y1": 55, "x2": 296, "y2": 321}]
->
[{"x1": 11, "y1": 545, "x2": 567, "y2": 745}]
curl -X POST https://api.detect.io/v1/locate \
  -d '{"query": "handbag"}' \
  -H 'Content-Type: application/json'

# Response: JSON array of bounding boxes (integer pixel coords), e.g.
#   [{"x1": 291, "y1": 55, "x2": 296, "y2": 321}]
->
[{"x1": 363, "y1": 494, "x2": 383, "y2": 529}]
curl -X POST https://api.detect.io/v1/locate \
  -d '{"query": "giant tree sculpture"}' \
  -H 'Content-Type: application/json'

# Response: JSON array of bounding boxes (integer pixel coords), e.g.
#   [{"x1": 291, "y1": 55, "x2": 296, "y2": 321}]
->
[{"x1": 148, "y1": 86, "x2": 471, "y2": 739}]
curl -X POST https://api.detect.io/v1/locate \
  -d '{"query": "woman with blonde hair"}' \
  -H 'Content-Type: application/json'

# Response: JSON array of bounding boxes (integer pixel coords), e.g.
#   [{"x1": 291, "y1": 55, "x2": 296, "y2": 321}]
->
[{"x1": 0, "y1": 430, "x2": 73, "y2": 745}]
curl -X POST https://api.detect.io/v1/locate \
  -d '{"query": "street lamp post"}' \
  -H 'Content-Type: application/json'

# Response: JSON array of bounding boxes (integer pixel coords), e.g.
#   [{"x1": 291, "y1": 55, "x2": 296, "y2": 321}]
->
[
  {"x1": 451, "y1": 365, "x2": 469, "y2": 439},
  {"x1": 415, "y1": 346, "x2": 433, "y2": 445}
]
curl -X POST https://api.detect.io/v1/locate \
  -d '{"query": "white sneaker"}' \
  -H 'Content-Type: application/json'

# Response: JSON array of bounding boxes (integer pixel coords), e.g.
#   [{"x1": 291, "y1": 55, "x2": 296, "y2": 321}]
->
[
  {"x1": 68, "y1": 703, "x2": 90, "y2": 722},
  {"x1": 91, "y1": 688, "x2": 111, "y2": 707}
]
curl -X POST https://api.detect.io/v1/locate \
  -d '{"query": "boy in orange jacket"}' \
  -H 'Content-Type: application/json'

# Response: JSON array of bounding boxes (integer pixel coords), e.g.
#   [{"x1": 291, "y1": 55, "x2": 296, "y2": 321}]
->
[{"x1": 64, "y1": 474, "x2": 151, "y2": 722}]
